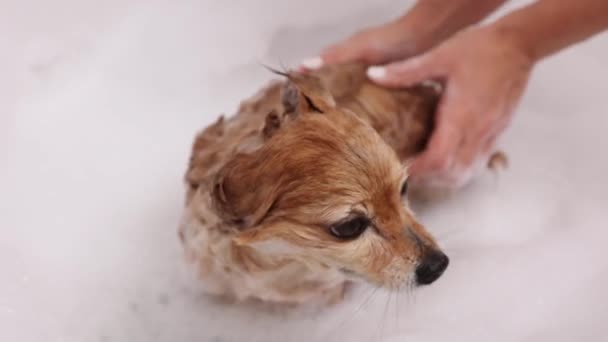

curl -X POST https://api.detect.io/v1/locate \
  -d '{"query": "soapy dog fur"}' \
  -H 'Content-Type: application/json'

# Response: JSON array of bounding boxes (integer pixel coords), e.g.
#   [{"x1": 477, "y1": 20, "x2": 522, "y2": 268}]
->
[{"x1": 179, "y1": 63, "x2": 481, "y2": 305}]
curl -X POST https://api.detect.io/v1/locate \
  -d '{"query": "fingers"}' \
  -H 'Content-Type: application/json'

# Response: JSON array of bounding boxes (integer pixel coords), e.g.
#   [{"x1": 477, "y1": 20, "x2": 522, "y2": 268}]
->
[
  {"x1": 409, "y1": 86, "x2": 490, "y2": 188},
  {"x1": 300, "y1": 22, "x2": 417, "y2": 71},
  {"x1": 300, "y1": 44, "x2": 352, "y2": 70},
  {"x1": 320, "y1": 41, "x2": 367, "y2": 65},
  {"x1": 366, "y1": 53, "x2": 445, "y2": 88},
  {"x1": 456, "y1": 108, "x2": 503, "y2": 170},
  {"x1": 299, "y1": 31, "x2": 372, "y2": 71},
  {"x1": 299, "y1": 46, "x2": 363, "y2": 72},
  {"x1": 453, "y1": 131, "x2": 496, "y2": 185},
  {"x1": 300, "y1": 56, "x2": 325, "y2": 71},
  {"x1": 408, "y1": 102, "x2": 463, "y2": 180},
  {"x1": 408, "y1": 87, "x2": 459, "y2": 178},
  {"x1": 410, "y1": 107, "x2": 501, "y2": 188},
  {"x1": 300, "y1": 39, "x2": 376, "y2": 71}
]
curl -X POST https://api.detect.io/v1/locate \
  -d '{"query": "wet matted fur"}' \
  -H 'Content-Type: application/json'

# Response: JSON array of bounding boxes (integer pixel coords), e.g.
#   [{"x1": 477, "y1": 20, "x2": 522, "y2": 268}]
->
[{"x1": 178, "y1": 63, "x2": 454, "y2": 306}]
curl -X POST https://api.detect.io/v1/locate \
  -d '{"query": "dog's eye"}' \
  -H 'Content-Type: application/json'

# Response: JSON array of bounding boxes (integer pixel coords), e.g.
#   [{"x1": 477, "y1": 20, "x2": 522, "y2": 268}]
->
[
  {"x1": 330, "y1": 216, "x2": 369, "y2": 239},
  {"x1": 400, "y1": 181, "x2": 409, "y2": 197}
]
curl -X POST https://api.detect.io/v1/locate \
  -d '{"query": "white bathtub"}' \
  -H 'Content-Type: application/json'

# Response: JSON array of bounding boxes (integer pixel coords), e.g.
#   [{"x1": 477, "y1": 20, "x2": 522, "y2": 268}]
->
[{"x1": 1, "y1": 0, "x2": 607, "y2": 341}]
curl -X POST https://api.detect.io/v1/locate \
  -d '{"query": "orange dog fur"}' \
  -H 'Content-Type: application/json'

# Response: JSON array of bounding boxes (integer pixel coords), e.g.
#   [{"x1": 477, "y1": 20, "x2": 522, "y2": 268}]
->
[{"x1": 178, "y1": 63, "x2": 452, "y2": 305}]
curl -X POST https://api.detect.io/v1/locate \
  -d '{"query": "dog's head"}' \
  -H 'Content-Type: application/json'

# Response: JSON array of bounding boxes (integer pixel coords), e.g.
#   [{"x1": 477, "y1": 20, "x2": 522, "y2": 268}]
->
[{"x1": 212, "y1": 71, "x2": 448, "y2": 289}]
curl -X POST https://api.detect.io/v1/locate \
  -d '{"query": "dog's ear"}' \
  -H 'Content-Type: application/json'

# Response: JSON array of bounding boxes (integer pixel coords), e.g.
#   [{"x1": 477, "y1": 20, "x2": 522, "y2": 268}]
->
[
  {"x1": 281, "y1": 72, "x2": 336, "y2": 117},
  {"x1": 211, "y1": 148, "x2": 281, "y2": 228},
  {"x1": 262, "y1": 110, "x2": 281, "y2": 140},
  {"x1": 212, "y1": 70, "x2": 338, "y2": 223},
  {"x1": 260, "y1": 72, "x2": 336, "y2": 140}
]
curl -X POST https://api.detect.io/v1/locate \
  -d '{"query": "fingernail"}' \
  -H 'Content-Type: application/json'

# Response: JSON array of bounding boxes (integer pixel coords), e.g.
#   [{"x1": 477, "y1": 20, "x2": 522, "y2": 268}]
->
[
  {"x1": 300, "y1": 56, "x2": 323, "y2": 70},
  {"x1": 367, "y1": 66, "x2": 387, "y2": 80}
]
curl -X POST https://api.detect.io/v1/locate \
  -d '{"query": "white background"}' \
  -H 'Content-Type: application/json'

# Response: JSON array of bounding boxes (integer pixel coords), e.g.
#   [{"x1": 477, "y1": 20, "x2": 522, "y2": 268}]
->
[{"x1": 2, "y1": 0, "x2": 607, "y2": 341}]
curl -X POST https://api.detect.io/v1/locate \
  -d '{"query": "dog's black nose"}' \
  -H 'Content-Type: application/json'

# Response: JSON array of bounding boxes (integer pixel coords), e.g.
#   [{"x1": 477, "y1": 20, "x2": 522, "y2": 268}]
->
[{"x1": 415, "y1": 251, "x2": 449, "y2": 285}]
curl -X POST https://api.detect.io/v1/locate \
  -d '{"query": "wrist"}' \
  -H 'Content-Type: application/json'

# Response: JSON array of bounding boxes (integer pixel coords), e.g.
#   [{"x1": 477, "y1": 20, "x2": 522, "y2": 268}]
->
[
  {"x1": 393, "y1": 4, "x2": 452, "y2": 53},
  {"x1": 395, "y1": 0, "x2": 508, "y2": 54},
  {"x1": 484, "y1": 22, "x2": 539, "y2": 65}
]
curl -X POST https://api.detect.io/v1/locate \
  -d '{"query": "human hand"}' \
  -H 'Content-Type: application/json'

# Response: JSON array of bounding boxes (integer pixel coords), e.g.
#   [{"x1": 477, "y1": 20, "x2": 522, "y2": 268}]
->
[
  {"x1": 366, "y1": 27, "x2": 534, "y2": 188},
  {"x1": 300, "y1": 17, "x2": 438, "y2": 70}
]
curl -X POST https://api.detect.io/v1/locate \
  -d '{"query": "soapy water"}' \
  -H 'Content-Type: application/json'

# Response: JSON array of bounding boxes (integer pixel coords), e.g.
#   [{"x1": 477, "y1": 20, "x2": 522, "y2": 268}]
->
[{"x1": 1, "y1": 0, "x2": 607, "y2": 341}]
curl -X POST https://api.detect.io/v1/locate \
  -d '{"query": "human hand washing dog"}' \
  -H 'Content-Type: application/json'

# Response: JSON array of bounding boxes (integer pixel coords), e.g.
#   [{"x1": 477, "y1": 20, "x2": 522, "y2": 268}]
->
[{"x1": 303, "y1": 0, "x2": 608, "y2": 188}]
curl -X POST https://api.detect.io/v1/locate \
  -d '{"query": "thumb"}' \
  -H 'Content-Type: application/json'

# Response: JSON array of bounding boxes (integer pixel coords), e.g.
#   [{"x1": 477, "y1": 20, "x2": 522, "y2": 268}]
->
[{"x1": 367, "y1": 53, "x2": 443, "y2": 88}]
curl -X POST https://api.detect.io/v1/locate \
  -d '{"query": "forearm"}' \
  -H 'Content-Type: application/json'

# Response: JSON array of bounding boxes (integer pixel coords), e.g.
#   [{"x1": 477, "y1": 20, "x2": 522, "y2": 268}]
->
[
  {"x1": 397, "y1": 0, "x2": 508, "y2": 42},
  {"x1": 490, "y1": 0, "x2": 608, "y2": 62}
]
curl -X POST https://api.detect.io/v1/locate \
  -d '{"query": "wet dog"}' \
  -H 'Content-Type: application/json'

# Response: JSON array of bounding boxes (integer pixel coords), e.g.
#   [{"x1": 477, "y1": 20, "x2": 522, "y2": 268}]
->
[{"x1": 179, "y1": 63, "x2": 454, "y2": 305}]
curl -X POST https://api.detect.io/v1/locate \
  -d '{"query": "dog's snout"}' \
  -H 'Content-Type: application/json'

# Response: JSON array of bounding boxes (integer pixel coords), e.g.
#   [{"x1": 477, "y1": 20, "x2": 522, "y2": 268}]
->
[{"x1": 415, "y1": 250, "x2": 449, "y2": 285}]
